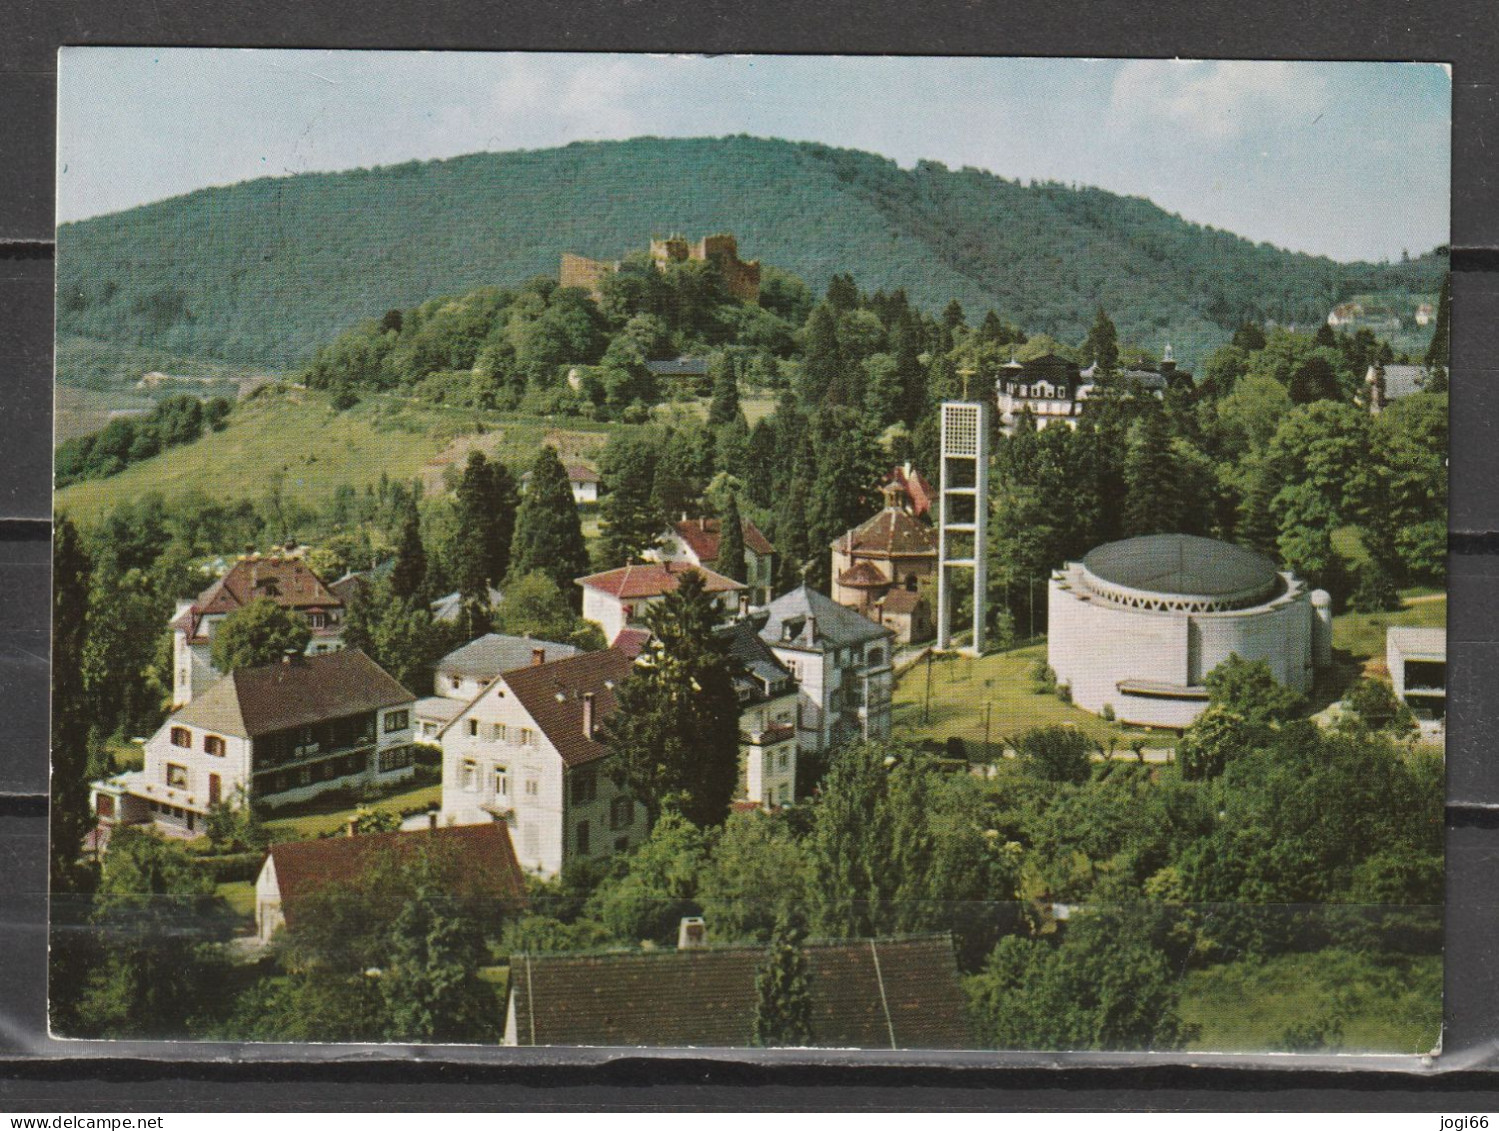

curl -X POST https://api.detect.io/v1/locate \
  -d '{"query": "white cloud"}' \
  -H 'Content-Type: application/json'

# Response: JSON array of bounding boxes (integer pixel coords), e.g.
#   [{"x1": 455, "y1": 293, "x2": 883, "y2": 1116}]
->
[{"x1": 1108, "y1": 60, "x2": 1328, "y2": 141}]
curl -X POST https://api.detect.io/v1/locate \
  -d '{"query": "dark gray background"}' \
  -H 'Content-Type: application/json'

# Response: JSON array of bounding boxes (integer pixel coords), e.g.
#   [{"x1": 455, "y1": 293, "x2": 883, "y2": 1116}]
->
[{"x1": 2, "y1": 0, "x2": 1497, "y2": 1108}]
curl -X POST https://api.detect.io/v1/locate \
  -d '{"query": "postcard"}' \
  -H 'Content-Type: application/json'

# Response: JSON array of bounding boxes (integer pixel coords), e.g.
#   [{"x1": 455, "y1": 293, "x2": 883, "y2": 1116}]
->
[{"x1": 51, "y1": 51, "x2": 1448, "y2": 1053}]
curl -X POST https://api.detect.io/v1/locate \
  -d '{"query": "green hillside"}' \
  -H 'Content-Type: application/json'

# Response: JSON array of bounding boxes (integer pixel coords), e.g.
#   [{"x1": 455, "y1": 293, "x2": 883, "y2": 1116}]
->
[{"x1": 57, "y1": 136, "x2": 1444, "y2": 379}]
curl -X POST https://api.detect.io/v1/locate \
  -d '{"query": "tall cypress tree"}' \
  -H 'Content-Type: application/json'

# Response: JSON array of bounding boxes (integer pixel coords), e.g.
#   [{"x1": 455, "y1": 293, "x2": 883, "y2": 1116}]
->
[
  {"x1": 707, "y1": 355, "x2": 741, "y2": 427},
  {"x1": 1122, "y1": 406, "x2": 1182, "y2": 538},
  {"x1": 510, "y1": 446, "x2": 590, "y2": 599},
  {"x1": 799, "y1": 304, "x2": 843, "y2": 405},
  {"x1": 599, "y1": 433, "x2": 662, "y2": 565},
  {"x1": 454, "y1": 451, "x2": 500, "y2": 597},
  {"x1": 488, "y1": 459, "x2": 520, "y2": 582},
  {"x1": 389, "y1": 496, "x2": 427, "y2": 601},
  {"x1": 718, "y1": 494, "x2": 748, "y2": 583},
  {"x1": 1424, "y1": 272, "x2": 1451, "y2": 389},
  {"x1": 52, "y1": 516, "x2": 94, "y2": 893},
  {"x1": 1083, "y1": 307, "x2": 1120, "y2": 375},
  {"x1": 751, "y1": 915, "x2": 814, "y2": 1048}
]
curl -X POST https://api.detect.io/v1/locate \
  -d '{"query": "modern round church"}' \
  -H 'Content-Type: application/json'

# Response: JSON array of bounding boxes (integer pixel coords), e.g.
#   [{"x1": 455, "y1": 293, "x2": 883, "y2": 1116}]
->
[{"x1": 1047, "y1": 534, "x2": 1331, "y2": 729}]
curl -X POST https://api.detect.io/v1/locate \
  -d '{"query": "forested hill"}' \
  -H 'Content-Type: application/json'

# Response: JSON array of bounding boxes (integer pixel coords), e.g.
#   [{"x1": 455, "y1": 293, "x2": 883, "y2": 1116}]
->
[{"x1": 58, "y1": 135, "x2": 1445, "y2": 373}]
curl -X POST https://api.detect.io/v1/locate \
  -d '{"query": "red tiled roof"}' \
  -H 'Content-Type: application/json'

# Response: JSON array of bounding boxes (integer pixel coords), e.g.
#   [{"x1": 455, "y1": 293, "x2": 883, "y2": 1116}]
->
[
  {"x1": 193, "y1": 556, "x2": 342, "y2": 618},
  {"x1": 887, "y1": 466, "x2": 935, "y2": 519},
  {"x1": 673, "y1": 517, "x2": 777, "y2": 562},
  {"x1": 577, "y1": 560, "x2": 744, "y2": 600},
  {"x1": 877, "y1": 588, "x2": 926, "y2": 616},
  {"x1": 500, "y1": 648, "x2": 634, "y2": 768},
  {"x1": 266, "y1": 823, "x2": 526, "y2": 930},
  {"x1": 832, "y1": 507, "x2": 938, "y2": 559},
  {"x1": 564, "y1": 463, "x2": 600, "y2": 484},
  {"x1": 510, "y1": 935, "x2": 974, "y2": 1049},
  {"x1": 611, "y1": 628, "x2": 652, "y2": 660},
  {"x1": 838, "y1": 561, "x2": 889, "y2": 589}
]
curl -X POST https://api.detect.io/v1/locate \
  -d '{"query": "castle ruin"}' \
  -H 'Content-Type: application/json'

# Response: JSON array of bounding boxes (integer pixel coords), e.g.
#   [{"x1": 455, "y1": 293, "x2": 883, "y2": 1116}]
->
[{"x1": 560, "y1": 233, "x2": 761, "y2": 304}]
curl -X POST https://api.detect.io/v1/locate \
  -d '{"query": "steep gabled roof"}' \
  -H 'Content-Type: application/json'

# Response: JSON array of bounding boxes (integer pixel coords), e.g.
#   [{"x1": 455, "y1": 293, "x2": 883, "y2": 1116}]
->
[
  {"x1": 171, "y1": 649, "x2": 413, "y2": 738},
  {"x1": 760, "y1": 586, "x2": 891, "y2": 651},
  {"x1": 577, "y1": 561, "x2": 744, "y2": 601},
  {"x1": 877, "y1": 588, "x2": 926, "y2": 616},
  {"x1": 564, "y1": 463, "x2": 600, "y2": 484},
  {"x1": 193, "y1": 555, "x2": 342, "y2": 617},
  {"x1": 436, "y1": 633, "x2": 578, "y2": 680},
  {"x1": 832, "y1": 506, "x2": 937, "y2": 559},
  {"x1": 610, "y1": 627, "x2": 652, "y2": 660},
  {"x1": 497, "y1": 648, "x2": 635, "y2": 768},
  {"x1": 673, "y1": 517, "x2": 777, "y2": 562},
  {"x1": 265, "y1": 823, "x2": 526, "y2": 930},
  {"x1": 716, "y1": 620, "x2": 795, "y2": 701},
  {"x1": 886, "y1": 465, "x2": 935, "y2": 520},
  {"x1": 509, "y1": 935, "x2": 973, "y2": 1049},
  {"x1": 429, "y1": 587, "x2": 504, "y2": 625}
]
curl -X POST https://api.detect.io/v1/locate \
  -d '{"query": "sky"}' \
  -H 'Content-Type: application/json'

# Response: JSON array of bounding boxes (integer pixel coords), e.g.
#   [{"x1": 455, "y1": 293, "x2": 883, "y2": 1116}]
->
[{"x1": 56, "y1": 51, "x2": 1450, "y2": 263}]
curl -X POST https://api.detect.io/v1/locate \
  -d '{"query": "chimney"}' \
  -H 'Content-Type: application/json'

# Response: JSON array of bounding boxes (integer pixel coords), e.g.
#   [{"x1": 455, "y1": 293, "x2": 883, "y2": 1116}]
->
[
  {"x1": 804, "y1": 614, "x2": 817, "y2": 644},
  {"x1": 582, "y1": 691, "x2": 596, "y2": 738},
  {"x1": 738, "y1": 591, "x2": 750, "y2": 619},
  {"x1": 678, "y1": 916, "x2": 707, "y2": 950},
  {"x1": 532, "y1": 646, "x2": 546, "y2": 667}
]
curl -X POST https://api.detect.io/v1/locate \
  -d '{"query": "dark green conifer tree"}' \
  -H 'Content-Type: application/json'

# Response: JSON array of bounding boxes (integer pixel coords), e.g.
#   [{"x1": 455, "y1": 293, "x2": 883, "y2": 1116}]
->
[
  {"x1": 751, "y1": 915, "x2": 814, "y2": 1048},
  {"x1": 509, "y1": 446, "x2": 590, "y2": 600},
  {"x1": 718, "y1": 494, "x2": 748, "y2": 583},
  {"x1": 707, "y1": 355, "x2": 741, "y2": 427},
  {"x1": 389, "y1": 496, "x2": 427, "y2": 602}
]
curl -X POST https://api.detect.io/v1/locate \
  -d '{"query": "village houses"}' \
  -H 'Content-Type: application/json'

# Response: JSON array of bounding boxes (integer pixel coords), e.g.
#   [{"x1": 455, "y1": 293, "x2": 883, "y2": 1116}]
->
[
  {"x1": 414, "y1": 632, "x2": 580, "y2": 740},
  {"x1": 254, "y1": 822, "x2": 527, "y2": 944},
  {"x1": 757, "y1": 585, "x2": 894, "y2": 754},
  {"x1": 648, "y1": 514, "x2": 778, "y2": 607},
  {"x1": 576, "y1": 560, "x2": 744, "y2": 644},
  {"x1": 92, "y1": 649, "x2": 416, "y2": 837},
  {"x1": 171, "y1": 548, "x2": 346, "y2": 707},
  {"x1": 436, "y1": 647, "x2": 641, "y2": 877}
]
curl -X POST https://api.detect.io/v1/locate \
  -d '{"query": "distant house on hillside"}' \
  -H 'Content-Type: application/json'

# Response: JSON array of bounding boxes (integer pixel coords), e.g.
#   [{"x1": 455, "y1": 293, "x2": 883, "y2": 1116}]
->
[
  {"x1": 758, "y1": 586, "x2": 894, "y2": 754},
  {"x1": 994, "y1": 348, "x2": 1191, "y2": 435},
  {"x1": 171, "y1": 548, "x2": 346, "y2": 707},
  {"x1": 1415, "y1": 302, "x2": 1436, "y2": 327},
  {"x1": 1364, "y1": 363, "x2": 1430, "y2": 414},
  {"x1": 650, "y1": 515, "x2": 777, "y2": 607},
  {"x1": 505, "y1": 934, "x2": 973, "y2": 1049},
  {"x1": 91, "y1": 649, "x2": 416, "y2": 838},
  {"x1": 577, "y1": 561, "x2": 744, "y2": 643},
  {"x1": 1327, "y1": 302, "x2": 1364, "y2": 327},
  {"x1": 644, "y1": 357, "x2": 710, "y2": 383},
  {"x1": 521, "y1": 463, "x2": 599, "y2": 505},
  {"x1": 436, "y1": 648, "x2": 640, "y2": 877},
  {"x1": 254, "y1": 822, "x2": 526, "y2": 944},
  {"x1": 415, "y1": 633, "x2": 579, "y2": 739}
]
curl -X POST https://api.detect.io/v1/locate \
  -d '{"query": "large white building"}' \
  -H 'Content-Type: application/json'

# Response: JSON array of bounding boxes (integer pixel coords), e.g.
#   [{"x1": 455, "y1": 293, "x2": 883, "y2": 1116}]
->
[
  {"x1": 436, "y1": 648, "x2": 642, "y2": 877},
  {"x1": 1048, "y1": 534, "x2": 1330, "y2": 729},
  {"x1": 757, "y1": 586, "x2": 894, "y2": 753},
  {"x1": 92, "y1": 649, "x2": 416, "y2": 836}
]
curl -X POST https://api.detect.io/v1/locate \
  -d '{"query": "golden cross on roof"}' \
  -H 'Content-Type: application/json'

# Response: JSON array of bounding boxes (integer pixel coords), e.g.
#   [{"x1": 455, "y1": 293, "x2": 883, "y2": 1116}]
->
[{"x1": 958, "y1": 364, "x2": 977, "y2": 401}]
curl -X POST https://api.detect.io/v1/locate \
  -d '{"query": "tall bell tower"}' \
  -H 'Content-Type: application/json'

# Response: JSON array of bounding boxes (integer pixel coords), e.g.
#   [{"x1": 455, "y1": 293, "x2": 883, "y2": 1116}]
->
[{"x1": 936, "y1": 399, "x2": 990, "y2": 653}]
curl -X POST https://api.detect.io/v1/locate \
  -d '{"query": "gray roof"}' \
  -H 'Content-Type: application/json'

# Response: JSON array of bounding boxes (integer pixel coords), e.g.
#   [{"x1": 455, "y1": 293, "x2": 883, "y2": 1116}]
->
[
  {"x1": 430, "y1": 587, "x2": 504, "y2": 624},
  {"x1": 1082, "y1": 534, "x2": 1279, "y2": 599},
  {"x1": 759, "y1": 585, "x2": 891, "y2": 651},
  {"x1": 1378, "y1": 364, "x2": 1428, "y2": 401},
  {"x1": 717, "y1": 620, "x2": 795, "y2": 701},
  {"x1": 414, "y1": 695, "x2": 464, "y2": 723},
  {"x1": 645, "y1": 357, "x2": 710, "y2": 377},
  {"x1": 435, "y1": 633, "x2": 579, "y2": 680}
]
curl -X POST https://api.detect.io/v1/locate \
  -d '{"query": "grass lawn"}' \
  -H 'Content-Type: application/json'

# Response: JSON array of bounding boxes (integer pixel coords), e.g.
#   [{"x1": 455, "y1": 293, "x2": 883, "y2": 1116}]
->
[
  {"x1": 217, "y1": 880, "x2": 257, "y2": 922},
  {"x1": 1178, "y1": 950, "x2": 1442, "y2": 1054},
  {"x1": 262, "y1": 780, "x2": 443, "y2": 843},
  {"x1": 891, "y1": 644, "x2": 1171, "y2": 755},
  {"x1": 107, "y1": 737, "x2": 146, "y2": 772},
  {"x1": 54, "y1": 385, "x2": 641, "y2": 524},
  {"x1": 1332, "y1": 593, "x2": 1446, "y2": 671}
]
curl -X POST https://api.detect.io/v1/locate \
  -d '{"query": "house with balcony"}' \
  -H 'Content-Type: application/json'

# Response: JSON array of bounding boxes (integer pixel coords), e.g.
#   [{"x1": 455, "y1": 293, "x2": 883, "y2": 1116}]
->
[
  {"x1": 91, "y1": 649, "x2": 416, "y2": 838},
  {"x1": 415, "y1": 633, "x2": 580, "y2": 740},
  {"x1": 757, "y1": 585, "x2": 894, "y2": 754},
  {"x1": 436, "y1": 648, "x2": 640, "y2": 877},
  {"x1": 650, "y1": 515, "x2": 778, "y2": 607},
  {"x1": 576, "y1": 561, "x2": 744, "y2": 643},
  {"x1": 170, "y1": 549, "x2": 346, "y2": 707},
  {"x1": 718, "y1": 622, "x2": 800, "y2": 808}
]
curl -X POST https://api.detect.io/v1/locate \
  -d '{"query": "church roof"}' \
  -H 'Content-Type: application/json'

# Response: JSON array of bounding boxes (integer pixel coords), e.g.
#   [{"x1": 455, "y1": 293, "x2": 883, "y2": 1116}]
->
[
  {"x1": 832, "y1": 505, "x2": 937, "y2": 559},
  {"x1": 1082, "y1": 534, "x2": 1279, "y2": 600},
  {"x1": 838, "y1": 561, "x2": 889, "y2": 589}
]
